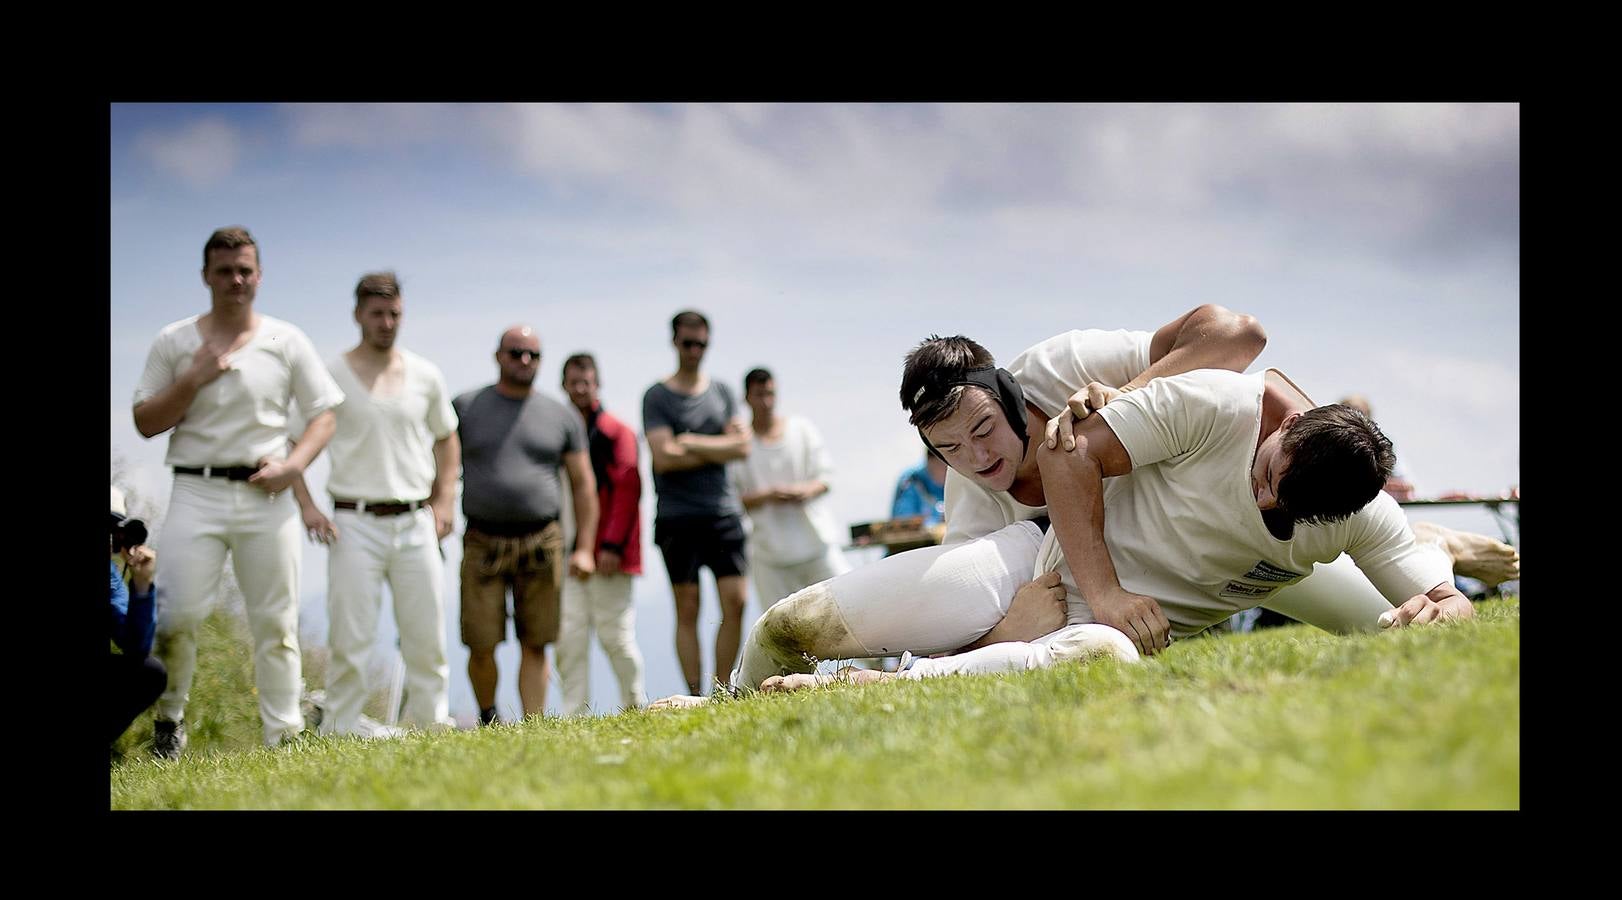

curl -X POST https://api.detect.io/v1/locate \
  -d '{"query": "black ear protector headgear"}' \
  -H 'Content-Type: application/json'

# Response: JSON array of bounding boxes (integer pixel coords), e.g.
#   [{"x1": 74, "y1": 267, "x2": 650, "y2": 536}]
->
[{"x1": 914, "y1": 366, "x2": 1030, "y2": 463}]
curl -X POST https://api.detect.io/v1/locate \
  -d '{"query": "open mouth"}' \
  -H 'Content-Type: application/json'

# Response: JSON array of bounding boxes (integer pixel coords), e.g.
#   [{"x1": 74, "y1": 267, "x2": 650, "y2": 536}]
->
[{"x1": 978, "y1": 459, "x2": 1004, "y2": 479}]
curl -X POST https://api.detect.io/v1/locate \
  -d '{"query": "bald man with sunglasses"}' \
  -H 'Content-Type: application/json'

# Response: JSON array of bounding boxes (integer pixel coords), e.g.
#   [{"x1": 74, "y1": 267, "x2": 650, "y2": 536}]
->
[{"x1": 454, "y1": 326, "x2": 598, "y2": 725}]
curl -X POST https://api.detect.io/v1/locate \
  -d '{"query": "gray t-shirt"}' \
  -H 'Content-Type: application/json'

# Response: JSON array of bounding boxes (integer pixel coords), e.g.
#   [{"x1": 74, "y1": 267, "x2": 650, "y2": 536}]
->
[
  {"x1": 642, "y1": 380, "x2": 742, "y2": 519},
  {"x1": 454, "y1": 386, "x2": 586, "y2": 525}
]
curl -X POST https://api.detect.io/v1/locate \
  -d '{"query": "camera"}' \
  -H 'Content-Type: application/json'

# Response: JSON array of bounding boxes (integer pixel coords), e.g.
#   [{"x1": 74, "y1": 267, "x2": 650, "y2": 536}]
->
[{"x1": 111, "y1": 512, "x2": 148, "y2": 553}]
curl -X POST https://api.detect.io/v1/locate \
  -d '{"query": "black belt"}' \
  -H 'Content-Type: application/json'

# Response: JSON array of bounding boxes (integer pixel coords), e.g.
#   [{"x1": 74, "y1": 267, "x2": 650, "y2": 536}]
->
[
  {"x1": 174, "y1": 465, "x2": 258, "y2": 481},
  {"x1": 467, "y1": 517, "x2": 556, "y2": 537},
  {"x1": 334, "y1": 499, "x2": 427, "y2": 517}
]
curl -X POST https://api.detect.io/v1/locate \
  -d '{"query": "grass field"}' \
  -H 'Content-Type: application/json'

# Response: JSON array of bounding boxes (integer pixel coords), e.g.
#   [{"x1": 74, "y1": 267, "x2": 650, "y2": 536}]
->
[{"x1": 110, "y1": 597, "x2": 1519, "y2": 810}]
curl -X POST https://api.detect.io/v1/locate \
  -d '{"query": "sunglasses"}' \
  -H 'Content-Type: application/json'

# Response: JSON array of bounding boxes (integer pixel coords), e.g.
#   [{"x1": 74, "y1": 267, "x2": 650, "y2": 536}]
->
[
  {"x1": 680, "y1": 339, "x2": 708, "y2": 350},
  {"x1": 503, "y1": 349, "x2": 540, "y2": 362}
]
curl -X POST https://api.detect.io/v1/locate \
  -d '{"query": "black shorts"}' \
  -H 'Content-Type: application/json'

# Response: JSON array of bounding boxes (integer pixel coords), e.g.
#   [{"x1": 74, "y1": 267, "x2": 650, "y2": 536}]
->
[{"x1": 654, "y1": 514, "x2": 748, "y2": 584}]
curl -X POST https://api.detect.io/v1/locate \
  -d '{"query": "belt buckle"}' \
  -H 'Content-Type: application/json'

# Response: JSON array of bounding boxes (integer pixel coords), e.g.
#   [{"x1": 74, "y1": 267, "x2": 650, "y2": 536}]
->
[
  {"x1": 355, "y1": 499, "x2": 368, "y2": 514},
  {"x1": 201, "y1": 465, "x2": 213, "y2": 479}
]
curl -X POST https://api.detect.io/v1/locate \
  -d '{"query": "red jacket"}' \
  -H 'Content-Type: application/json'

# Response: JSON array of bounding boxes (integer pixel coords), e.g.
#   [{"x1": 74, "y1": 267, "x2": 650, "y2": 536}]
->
[{"x1": 583, "y1": 403, "x2": 643, "y2": 575}]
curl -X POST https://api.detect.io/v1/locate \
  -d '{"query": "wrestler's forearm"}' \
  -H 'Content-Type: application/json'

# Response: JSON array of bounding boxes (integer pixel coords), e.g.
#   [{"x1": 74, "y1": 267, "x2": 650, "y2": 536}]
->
[{"x1": 1042, "y1": 453, "x2": 1125, "y2": 603}]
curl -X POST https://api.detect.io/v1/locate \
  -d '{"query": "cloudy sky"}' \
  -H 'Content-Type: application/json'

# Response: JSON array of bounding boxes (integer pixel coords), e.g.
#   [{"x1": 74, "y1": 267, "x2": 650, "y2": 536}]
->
[{"x1": 110, "y1": 102, "x2": 1520, "y2": 720}]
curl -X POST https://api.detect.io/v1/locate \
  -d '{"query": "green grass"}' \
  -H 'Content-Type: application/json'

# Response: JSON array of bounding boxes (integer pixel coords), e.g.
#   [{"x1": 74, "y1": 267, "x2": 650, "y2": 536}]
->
[
  {"x1": 114, "y1": 607, "x2": 275, "y2": 760},
  {"x1": 111, "y1": 597, "x2": 1519, "y2": 810}
]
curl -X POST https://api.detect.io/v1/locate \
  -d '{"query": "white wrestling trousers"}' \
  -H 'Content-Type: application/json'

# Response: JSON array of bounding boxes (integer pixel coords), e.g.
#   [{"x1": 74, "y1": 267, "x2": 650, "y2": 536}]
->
[
  {"x1": 322, "y1": 507, "x2": 452, "y2": 736},
  {"x1": 731, "y1": 521, "x2": 1066, "y2": 691},
  {"x1": 556, "y1": 572, "x2": 647, "y2": 716},
  {"x1": 154, "y1": 476, "x2": 306, "y2": 746},
  {"x1": 729, "y1": 518, "x2": 1433, "y2": 693},
  {"x1": 751, "y1": 545, "x2": 850, "y2": 610}
]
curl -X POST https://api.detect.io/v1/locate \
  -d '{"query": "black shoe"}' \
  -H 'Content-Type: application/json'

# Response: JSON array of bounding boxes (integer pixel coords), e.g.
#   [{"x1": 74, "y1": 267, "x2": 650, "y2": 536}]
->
[
  {"x1": 478, "y1": 706, "x2": 499, "y2": 727},
  {"x1": 152, "y1": 719, "x2": 187, "y2": 760}
]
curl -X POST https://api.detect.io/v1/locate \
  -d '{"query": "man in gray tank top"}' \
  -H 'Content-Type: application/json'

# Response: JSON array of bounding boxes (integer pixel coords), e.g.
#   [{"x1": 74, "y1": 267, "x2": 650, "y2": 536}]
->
[
  {"x1": 642, "y1": 310, "x2": 752, "y2": 696},
  {"x1": 454, "y1": 325, "x2": 599, "y2": 725}
]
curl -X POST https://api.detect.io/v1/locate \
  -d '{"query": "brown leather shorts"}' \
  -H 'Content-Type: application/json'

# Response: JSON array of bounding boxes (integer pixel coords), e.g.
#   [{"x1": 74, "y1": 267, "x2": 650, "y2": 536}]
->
[{"x1": 459, "y1": 521, "x2": 563, "y2": 650}]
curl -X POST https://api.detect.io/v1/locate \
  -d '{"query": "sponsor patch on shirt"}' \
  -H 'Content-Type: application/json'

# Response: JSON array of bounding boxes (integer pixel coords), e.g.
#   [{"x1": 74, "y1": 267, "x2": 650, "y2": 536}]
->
[
  {"x1": 1219, "y1": 561, "x2": 1308, "y2": 600},
  {"x1": 1219, "y1": 581, "x2": 1278, "y2": 599},
  {"x1": 1242, "y1": 560, "x2": 1307, "y2": 583}
]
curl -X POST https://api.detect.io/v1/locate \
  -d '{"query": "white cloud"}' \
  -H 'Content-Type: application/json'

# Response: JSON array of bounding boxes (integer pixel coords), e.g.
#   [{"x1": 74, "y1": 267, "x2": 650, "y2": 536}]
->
[
  {"x1": 1371, "y1": 349, "x2": 1520, "y2": 423},
  {"x1": 133, "y1": 118, "x2": 244, "y2": 189}
]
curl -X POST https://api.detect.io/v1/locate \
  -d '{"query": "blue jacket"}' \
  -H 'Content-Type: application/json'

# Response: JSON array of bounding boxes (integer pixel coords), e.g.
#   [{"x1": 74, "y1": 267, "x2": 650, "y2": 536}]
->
[
  {"x1": 891, "y1": 461, "x2": 946, "y2": 526},
  {"x1": 109, "y1": 560, "x2": 157, "y2": 658}
]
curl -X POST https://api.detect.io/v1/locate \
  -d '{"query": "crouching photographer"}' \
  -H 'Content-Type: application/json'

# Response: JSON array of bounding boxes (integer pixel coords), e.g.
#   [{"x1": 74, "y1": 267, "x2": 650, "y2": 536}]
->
[{"x1": 110, "y1": 486, "x2": 165, "y2": 749}]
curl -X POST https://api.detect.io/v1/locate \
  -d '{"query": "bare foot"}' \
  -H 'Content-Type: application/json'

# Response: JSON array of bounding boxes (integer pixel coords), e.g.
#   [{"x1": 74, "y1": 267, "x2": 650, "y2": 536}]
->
[
  {"x1": 1412, "y1": 521, "x2": 1520, "y2": 584},
  {"x1": 760, "y1": 667, "x2": 894, "y2": 693},
  {"x1": 760, "y1": 673, "x2": 828, "y2": 693},
  {"x1": 837, "y1": 666, "x2": 893, "y2": 686},
  {"x1": 647, "y1": 694, "x2": 708, "y2": 711}
]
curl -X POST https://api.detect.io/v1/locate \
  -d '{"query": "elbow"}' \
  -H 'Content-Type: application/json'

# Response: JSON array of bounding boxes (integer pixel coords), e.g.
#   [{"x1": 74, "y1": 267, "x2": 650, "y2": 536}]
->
[
  {"x1": 1234, "y1": 312, "x2": 1267, "y2": 356},
  {"x1": 310, "y1": 409, "x2": 338, "y2": 437},
  {"x1": 1195, "y1": 304, "x2": 1267, "y2": 365},
  {"x1": 132, "y1": 410, "x2": 160, "y2": 439}
]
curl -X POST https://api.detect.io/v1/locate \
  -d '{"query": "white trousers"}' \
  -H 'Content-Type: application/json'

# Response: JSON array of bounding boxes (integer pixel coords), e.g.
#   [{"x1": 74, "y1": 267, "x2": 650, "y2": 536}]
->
[
  {"x1": 154, "y1": 476, "x2": 305, "y2": 746},
  {"x1": 900, "y1": 623, "x2": 1141, "y2": 679},
  {"x1": 322, "y1": 507, "x2": 451, "y2": 736},
  {"x1": 751, "y1": 545, "x2": 851, "y2": 609},
  {"x1": 732, "y1": 520, "x2": 1424, "y2": 692},
  {"x1": 556, "y1": 573, "x2": 647, "y2": 715},
  {"x1": 732, "y1": 522, "x2": 1044, "y2": 691}
]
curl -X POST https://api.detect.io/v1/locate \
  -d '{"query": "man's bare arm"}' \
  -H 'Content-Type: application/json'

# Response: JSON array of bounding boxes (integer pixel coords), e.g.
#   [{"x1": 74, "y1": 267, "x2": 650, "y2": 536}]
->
[
  {"x1": 1380, "y1": 581, "x2": 1477, "y2": 629},
  {"x1": 647, "y1": 426, "x2": 709, "y2": 474},
  {"x1": 563, "y1": 449, "x2": 599, "y2": 578},
  {"x1": 676, "y1": 420, "x2": 752, "y2": 463},
  {"x1": 289, "y1": 472, "x2": 338, "y2": 544},
  {"x1": 1134, "y1": 304, "x2": 1266, "y2": 391},
  {"x1": 1050, "y1": 306, "x2": 1266, "y2": 445},
  {"x1": 955, "y1": 571, "x2": 1068, "y2": 651},
  {"x1": 248, "y1": 410, "x2": 337, "y2": 493},
  {"x1": 1037, "y1": 413, "x2": 1171, "y2": 656},
  {"x1": 429, "y1": 432, "x2": 461, "y2": 539}
]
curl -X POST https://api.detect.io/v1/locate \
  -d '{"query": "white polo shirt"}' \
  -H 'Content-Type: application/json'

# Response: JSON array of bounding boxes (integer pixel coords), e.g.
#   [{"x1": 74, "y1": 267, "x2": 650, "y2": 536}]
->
[
  {"x1": 323, "y1": 348, "x2": 458, "y2": 503},
  {"x1": 134, "y1": 314, "x2": 344, "y2": 467}
]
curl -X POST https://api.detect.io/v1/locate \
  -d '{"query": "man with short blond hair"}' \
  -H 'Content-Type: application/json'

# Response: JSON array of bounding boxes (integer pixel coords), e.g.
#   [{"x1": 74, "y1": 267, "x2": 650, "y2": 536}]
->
[{"x1": 292, "y1": 271, "x2": 460, "y2": 738}]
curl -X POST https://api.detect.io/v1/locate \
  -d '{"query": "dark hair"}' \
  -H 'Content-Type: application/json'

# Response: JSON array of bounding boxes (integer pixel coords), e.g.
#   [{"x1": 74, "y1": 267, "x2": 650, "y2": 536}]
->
[
  {"x1": 203, "y1": 226, "x2": 258, "y2": 268},
  {"x1": 899, "y1": 335, "x2": 997, "y2": 429},
  {"x1": 744, "y1": 368, "x2": 773, "y2": 392},
  {"x1": 671, "y1": 310, "x2": 710, "y2": 337},
  {"x1": 354, "y1": 271, "x2": 401, "y2": 305},
  {"x1": 1275, "y1": 404, "x2": 1396, "y2": 526},
  {"x1": 561, "y1": 353, "x2": 597, "y2": 383}
]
